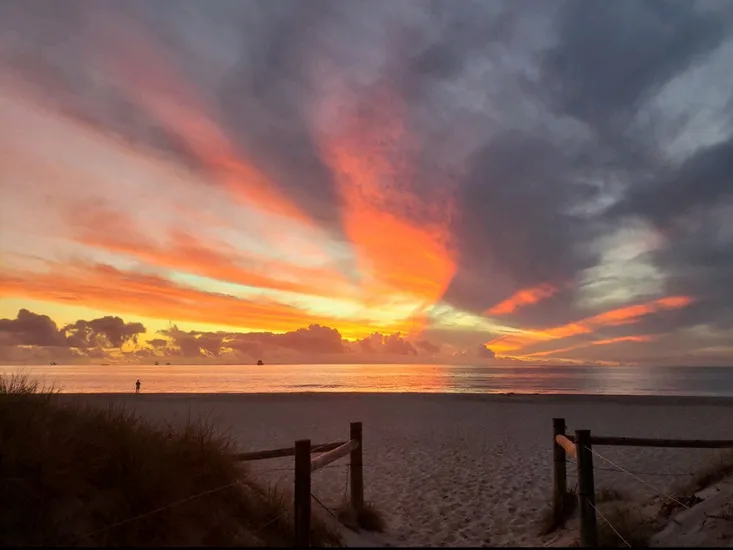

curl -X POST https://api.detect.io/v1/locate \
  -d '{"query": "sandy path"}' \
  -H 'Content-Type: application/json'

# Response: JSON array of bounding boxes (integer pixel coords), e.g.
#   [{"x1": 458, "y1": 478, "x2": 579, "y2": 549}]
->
[{"x1": 63, "y1": 393, "x2": 733, "y2": 547}]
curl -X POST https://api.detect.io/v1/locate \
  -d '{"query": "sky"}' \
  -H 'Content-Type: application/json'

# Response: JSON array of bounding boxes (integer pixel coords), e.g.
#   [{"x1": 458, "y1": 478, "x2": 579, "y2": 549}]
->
[{"x1": 1, "y1": 0, "x2": 732, "y2": 366}]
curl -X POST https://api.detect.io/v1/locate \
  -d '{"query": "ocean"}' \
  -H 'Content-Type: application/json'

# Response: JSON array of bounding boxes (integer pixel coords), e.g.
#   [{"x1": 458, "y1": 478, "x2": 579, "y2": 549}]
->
[{"x1": 2, "y1": 363, "x2": 733, "y2": 396}]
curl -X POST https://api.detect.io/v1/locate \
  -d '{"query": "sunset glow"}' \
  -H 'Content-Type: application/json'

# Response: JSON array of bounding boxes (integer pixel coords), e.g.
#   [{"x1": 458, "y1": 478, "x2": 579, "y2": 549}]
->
[{"x1": 1, "y1": 1, "x2": 730, "y2": 366}]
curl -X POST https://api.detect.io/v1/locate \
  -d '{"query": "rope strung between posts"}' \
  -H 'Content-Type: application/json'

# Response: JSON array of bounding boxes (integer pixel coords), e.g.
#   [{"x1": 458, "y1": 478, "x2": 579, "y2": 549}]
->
[
  {"x1": 587, "y1": 500, "x2": 631, "y2": 548},
  {"x1": 311, "y1": 492, "x2": 339, "y2": 521},
  {"x1": 58, "y1": 479, "x2": 243, "y2": 546},
  {"x1": 343, "y1": 462, "x2": 351, "y2": 501},
  {"x1": 249, "y1": 509, "x2": 292, "y2": 538},
  {"x1": 564, "y1": 458, "x2": 696, "y2": 477},
  {"x1": 583, "y1": 445, "x2": 692, "y2": 510},
  {"x1": 595, "y1": 465, "x2": 696, "y2": 477},
  {"x1": 250, "y1": 463, "x2": 349, "y2": 474}
]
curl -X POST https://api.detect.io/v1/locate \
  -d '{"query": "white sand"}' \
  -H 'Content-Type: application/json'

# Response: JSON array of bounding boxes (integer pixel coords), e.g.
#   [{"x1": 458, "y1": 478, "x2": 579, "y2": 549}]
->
[{"x1": 63, "y1": 393, "x2": 733, "y2": 547}]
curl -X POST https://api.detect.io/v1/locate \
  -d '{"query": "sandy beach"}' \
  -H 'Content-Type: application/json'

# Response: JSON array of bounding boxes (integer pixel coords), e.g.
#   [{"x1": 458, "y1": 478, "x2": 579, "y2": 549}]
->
[{"x1": 62, "y1": 393, "x2": 733, "y2": 547}]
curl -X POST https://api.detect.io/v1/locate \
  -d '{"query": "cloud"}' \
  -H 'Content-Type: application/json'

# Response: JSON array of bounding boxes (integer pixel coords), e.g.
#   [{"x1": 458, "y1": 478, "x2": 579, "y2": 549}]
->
[
  {"x1": 477, "y1": 345, "x2": 496, "y2": 359},
  {"x1": 0, "y1": 261, "x2": 406, "y2": 338},
  {"x1": 485, "y1": 284, "x2": 559, "y2": 316},
  {"x1": 0, "y1": 309, "x2": 66, "y2": 347},
  {"x1": 355, "y1": 332, "x2": 417, "y2": 356},
  {"x1": 416, "y1": 340, "x2": 440, "y2": 354},
  {"x1": 0, "y1": 309, "x2": 147, "y2": 361},
  {"x1": 64, "y1": 316, "x2": 146, "y2": 348},
  {"x1": 1, "y1": 1, "x2": 732, "y2": 365},
  {"x1": 0, "y1": 308, "x2": 449, "y2": 363},
  {"x1": 150, "y1": 322, "x2": 440, "y2": 362}
]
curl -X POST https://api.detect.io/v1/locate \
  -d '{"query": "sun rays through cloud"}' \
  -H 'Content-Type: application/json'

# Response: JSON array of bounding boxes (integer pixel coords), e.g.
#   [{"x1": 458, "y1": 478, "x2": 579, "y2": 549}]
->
[{"x1": 1, "y1": 1, "x2": 731, "y2": 365}]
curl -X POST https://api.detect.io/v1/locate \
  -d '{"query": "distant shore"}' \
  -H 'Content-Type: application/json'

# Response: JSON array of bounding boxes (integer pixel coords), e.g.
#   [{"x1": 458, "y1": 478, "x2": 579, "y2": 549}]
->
[{"x1": 59, "y1": 392, "x2": 733, "y2": 546}]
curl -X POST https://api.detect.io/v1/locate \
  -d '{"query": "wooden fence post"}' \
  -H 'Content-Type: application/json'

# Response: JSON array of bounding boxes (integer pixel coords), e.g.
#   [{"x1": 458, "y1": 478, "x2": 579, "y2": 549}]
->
[
  {"x1": 553, "y1": 418, "x2": 567, "y2": 524},
  {"x1": 575, "y1": 430, "x2": 598, "y2": 548},
  {"x1": 294, "y1": 439, "x2": 311, "y2": 547},
  {"x1": 350, "y1": 421, "x2": 364, "y2": 511}
]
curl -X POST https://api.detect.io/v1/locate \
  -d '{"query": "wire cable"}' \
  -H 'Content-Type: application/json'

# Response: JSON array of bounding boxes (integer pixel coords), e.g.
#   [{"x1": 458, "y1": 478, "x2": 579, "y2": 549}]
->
[
  {"x1": 58, "y1": 479, "x2": 243, "y2": 546},
  {"x1": 584, "y1": 446, "x2": 691, "y2": 510},
  {"x1": 587, "y1": 500, "x2": 631, "y2": 548}
]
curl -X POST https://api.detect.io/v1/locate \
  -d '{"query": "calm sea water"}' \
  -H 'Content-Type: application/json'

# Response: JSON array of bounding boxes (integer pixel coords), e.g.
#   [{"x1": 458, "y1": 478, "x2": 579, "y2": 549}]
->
[{"x1": 2, "y1": 363, "x2": 733, "y2": 396}]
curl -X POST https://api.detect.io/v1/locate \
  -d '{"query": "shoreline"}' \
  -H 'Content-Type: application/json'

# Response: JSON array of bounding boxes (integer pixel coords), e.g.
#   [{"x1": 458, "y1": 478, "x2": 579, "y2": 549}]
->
[{"x1": 58, "y1": 392, "x2": 733, "y2": 407}]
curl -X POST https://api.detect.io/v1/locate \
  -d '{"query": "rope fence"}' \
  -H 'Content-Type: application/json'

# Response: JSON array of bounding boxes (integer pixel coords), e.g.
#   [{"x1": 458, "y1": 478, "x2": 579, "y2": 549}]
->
[
  {"x1": 57, "y1": 476, "x2": 294, "y2": 547},
  {"x1": 236, "y1": 420, "x2": 365, "y2": 547},
  {"x1": 551, "y1": 417, "x2": 733, "y2": 547},
  {"x1": 587, "y1": 500, "x2": 631, "y2": 548}
]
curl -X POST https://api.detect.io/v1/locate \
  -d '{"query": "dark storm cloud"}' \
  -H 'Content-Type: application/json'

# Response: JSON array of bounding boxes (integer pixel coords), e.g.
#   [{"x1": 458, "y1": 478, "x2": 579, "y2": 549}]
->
[
  {"x1": 64, "y1": 316, "x2": 146, "y2": 348},
  {"x1": 0, "y1": 309, "x2": 146, "y2": 349},
  {"x1": 0, "y1": 309, "x2": 66, "y2": 347},
  {"x1": 0, "y1": 1, "x2": 206, "y2": 174},
  {"x1": 542, "y1": 0, "x2": 729, "y2": 130},
  {"x1": 357, "y1": 333, "x2": 417, "y2": 356},
  {"x1": 612, "y1": 137, "x2": 733, "y2": 226},
  {"x1": 477, "y1": 345, "x2": 496, "y2": 359},
  {"x1": 162, "y1": 324, "x2": 434, "y2": 358},
  {"x1": 443, "y1": 0, "x2": 733, "y2": 329},
  {"x1": 213, "y1": 0, "x2": 348, "y2": 233},
  {"x1": 2, "y1": 0, "x2": 732, "y2": 344}
]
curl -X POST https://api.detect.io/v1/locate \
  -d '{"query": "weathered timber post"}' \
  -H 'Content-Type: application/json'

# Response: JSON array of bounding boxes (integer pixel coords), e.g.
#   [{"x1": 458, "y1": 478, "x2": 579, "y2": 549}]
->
[
  {"x1": 553, "y1": 418, "x2": 568, "y2": 524},
  {"x1": 350, "y1": 421, "x2": 364, "y2": 511},
  {"x1": 576, "y1": 430, "x2": 598, "y2": 548},
  {"x1": 294, "y1": 439, "x2": 312, "y2": 547}
]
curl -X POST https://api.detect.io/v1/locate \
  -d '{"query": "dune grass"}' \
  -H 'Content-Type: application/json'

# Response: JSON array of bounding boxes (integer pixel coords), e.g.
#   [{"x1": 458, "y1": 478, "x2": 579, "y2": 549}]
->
[
  {"x1": 538, "y1": 489, "x2": 577, "y2": 535},
  {"x1": 0, "y1": 374, "x2": 341, "y2": 547},
  {"x1": 688, "y1": 450, "x2": 733, "y2": 493},
  {"x1": 336, "y1": 501, "x2": 385, "y2": 532},
  {"x1": 595, "y1": 488, "x2": 629, "y2": 503},
  {"x1": 596, "y1": 504, "x2": 655, "y2": 548}
]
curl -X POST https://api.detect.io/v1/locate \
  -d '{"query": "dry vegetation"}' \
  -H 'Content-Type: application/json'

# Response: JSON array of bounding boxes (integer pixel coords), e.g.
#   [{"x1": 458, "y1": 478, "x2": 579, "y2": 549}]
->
[
  {"x1": 336, "y1": 500, "x2": 385, "y2": 532},
  {"x1": 0, "y1": 374, "x2": 341, "y2": 547},
  {"x1": 538, "y1": 489, "x2": 577, "y2": 535},
  {"x1": 596, "y1": 504, "x2": 656, "y2": 548},
  {"x1": 688, "y1": 450, "x2": 733, "y2": 493}
]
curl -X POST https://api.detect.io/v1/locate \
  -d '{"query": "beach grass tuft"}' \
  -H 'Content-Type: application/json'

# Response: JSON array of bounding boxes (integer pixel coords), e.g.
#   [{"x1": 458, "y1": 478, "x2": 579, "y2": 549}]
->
[
  {"x1": 596, "y1": 488, "x2": 629, "y2": 503},
  {"x1": 336, "y1": 501, "x2": 386, "y2": 532},
  {"x1": 688, "y1": 450, "x2": 733, "y2": 493},
  {"x1": 538, "y1": 489, "x2": 577, "y2": 535},
  {"x1": 596, "y1": 504, "x2": 655, "y2": 548}
]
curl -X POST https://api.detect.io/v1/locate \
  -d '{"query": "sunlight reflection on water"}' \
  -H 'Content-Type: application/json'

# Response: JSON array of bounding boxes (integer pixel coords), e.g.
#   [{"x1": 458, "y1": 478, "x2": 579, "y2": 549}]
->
[{"x1": 2, "y1": 363, "x2": 732, "y2": 396}]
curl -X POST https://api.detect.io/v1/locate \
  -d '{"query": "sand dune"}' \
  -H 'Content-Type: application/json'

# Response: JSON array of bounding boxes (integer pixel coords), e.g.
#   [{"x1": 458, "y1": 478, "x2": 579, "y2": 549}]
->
[{"x1": 63, "y1": 393, "x2": 733, "y2": 547}]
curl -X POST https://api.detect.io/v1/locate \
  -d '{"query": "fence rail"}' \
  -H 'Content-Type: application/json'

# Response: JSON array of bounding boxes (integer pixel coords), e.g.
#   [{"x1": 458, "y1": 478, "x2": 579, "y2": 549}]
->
[
  {"x1": 234, "y1": 440, "x2": 347, "y2": 462},
  {"x1": 236, "y1": 421, "x2": 363, "y2": 547},
  {"x1": 551, "y1": 417, "x2": 733, "y2": 548}
]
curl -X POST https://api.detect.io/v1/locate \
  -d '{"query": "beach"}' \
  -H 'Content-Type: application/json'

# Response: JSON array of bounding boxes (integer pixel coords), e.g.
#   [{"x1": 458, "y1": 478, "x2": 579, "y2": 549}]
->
[{"x1": 62, "y1": 393, "x2": 733, "y2": 547}]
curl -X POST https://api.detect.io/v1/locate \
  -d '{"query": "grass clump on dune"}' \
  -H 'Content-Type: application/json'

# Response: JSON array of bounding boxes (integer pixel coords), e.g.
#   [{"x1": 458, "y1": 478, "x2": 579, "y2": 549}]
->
[
  {"x1": 538, "y1": 489, "x2": 577, "y2": 535},
  {"x1": 596, "y1": 504, "x2": 655, "y2": 548},
  {"x1": 688, "y1": 450, "x2": 733, "y2": 493},
  {"x1": 0, "y1": 374, "x2": 341, "y2": 547},
  {"x1": 336, "y1": 500, "x2": 385, "y2": 532}
]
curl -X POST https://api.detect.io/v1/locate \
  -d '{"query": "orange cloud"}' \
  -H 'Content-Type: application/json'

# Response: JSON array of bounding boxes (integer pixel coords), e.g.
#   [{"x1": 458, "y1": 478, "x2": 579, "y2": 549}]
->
[
  {"x1": 486, "y1": 295, "x2": 694, "y2": 355},
  {"x1": 485, "y1": 283, "x2": 558, "y2": 315},
  {"x1": 316, "y1": 75, "x2": 456, "y2": 331},
  {"x1": 0, "y1": 263, "x2": 407, "y2": 339},
  {"x1": 525, "y1": 335, "x2": 656, "y2": 358},
  {"x1": 90, "y1": 11, "x2": 316, "y2": 231},
  {"x1": 70, "y1": 202, "x2": 355, "y2": 299}
]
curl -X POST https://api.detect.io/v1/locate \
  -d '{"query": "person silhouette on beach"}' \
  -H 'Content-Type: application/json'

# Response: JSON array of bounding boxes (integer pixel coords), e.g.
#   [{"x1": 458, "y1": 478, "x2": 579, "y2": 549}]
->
[{"x1": 135, "y1": 379, "x2": 141, "y2": 394}]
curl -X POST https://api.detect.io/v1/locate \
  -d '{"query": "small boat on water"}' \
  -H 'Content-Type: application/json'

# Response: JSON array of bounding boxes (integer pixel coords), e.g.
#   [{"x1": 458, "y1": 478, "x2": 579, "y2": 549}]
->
[
  {"x1": 154, "y1": 360, "x2": 159, "y2": 366},
  {"x1": 49, "y1": 361, "x2": 57, "y2": 366},
  {"x1": 257, "y1": 359, "x2": 264, "y2": 366}
]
